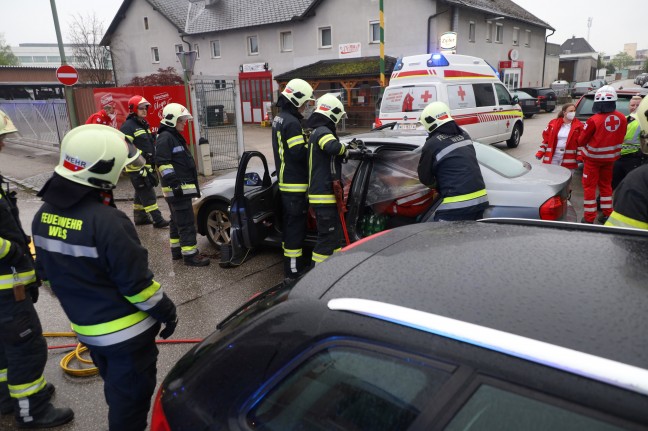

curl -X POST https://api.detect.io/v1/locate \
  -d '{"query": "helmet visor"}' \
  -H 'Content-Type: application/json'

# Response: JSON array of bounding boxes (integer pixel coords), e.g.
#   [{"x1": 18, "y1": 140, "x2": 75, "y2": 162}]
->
[{"x1": 125, "y1": 141, "x2": 146, "y2": 170}]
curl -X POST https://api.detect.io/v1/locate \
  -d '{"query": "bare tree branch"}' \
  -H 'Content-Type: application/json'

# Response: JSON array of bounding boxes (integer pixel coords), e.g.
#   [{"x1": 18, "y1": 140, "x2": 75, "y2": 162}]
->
[{"x1": 67, "y1": 13, "x2": 112, "y2": 85}]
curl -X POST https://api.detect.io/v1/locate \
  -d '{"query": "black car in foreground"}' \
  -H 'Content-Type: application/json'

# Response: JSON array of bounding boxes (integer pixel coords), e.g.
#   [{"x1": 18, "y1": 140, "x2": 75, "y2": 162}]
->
[
  {"x1": 514, "y1": 87, "x2": 557, "y2": 112},
  {"x1": 151, "y1": 219, "x2": 648, "y2": 431},
  {"x1": 575, "y1": 88, "x2": 648, "y2": 121}
]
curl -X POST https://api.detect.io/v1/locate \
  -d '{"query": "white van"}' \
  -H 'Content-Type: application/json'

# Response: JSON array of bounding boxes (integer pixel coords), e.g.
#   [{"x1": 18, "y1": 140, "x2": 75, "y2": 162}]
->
[{"x1": 376, "y1": 53, "x2": 524, "y2": 148}]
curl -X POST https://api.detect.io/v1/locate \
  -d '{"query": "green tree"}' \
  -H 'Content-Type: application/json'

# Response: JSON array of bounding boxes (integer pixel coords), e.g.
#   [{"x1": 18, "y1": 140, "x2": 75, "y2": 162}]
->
[
  {"x1": 644, "y1": 58, "x2": 648, "y2": 73},
  {"x1": 0, "y1": 34, "x2": 18, "y2": 66},
  {"x1": 597, "y1": 52, "x2": 605, "y2": 70},
  {"x1": 605, "y1": 63, "x2": 616, "y2": 75},
  {"x1": 610, "y1": 51, "x2": 633, "y2": 70}
]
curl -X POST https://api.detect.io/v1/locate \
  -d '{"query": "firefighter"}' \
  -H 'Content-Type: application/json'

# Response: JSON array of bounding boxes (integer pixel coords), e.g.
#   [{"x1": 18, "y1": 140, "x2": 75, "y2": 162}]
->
[
  {"x1": 605, "y1": 92, "x2": 648, "y2": 230},
  {"x1": 155, "y1": 103, "x2": 210, "y2": 266},
  {"x1": 611, "y1": 95, "x2": 645, "y2": 189},
  {"x1": 307, "y1": 94, "x2": 348, "y2": 265},
  {"x1": 577, "y1": 85, "x2": 627, "y2": 224},
  {"x1": 31, "y1": 125, "x2": 178, "y2": 431},
  {"x1": 271, "y1": 78, "x2": 314, "y2": 279},
  {"x1": 120, "y1": 95, "x2": 169, "y2": 228},
  {"x1": 417, "y1": 101, "x2": 488, "y2": 221},
  {"x1": 0, "y1": 111, "x2": 74, "y2": 429},
  {"x1": 85, "y1": 101, "x2": 115, "y2": 126}
]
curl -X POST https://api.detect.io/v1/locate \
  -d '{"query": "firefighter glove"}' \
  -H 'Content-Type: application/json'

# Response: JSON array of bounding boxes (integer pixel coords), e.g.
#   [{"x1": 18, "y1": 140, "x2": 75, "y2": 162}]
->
[
  {"x1": 535, "y1": 150, "x2": 543, "y2": 160},
  {"x1": 159, "y1": 315, "x2": 178, "y2": 339},
  {"x1": 27, "y1": 283, "x2": 39, "y2": 303}
]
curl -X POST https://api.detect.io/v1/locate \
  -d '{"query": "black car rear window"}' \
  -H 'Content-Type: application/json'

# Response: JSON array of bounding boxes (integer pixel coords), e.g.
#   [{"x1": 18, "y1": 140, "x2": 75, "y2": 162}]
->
[
  {"x1": 246, "y1": 344, "x2": 453, "y2": 430},
  {"x1": 577, "y1": 96, "x2": 633, "y2": 117}
]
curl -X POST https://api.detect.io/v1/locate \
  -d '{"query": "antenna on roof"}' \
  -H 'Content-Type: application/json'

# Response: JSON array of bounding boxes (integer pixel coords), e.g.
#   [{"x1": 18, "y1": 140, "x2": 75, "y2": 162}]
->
[{"x1": 587, "y1": 17, "x2": 593, "y2": 42}]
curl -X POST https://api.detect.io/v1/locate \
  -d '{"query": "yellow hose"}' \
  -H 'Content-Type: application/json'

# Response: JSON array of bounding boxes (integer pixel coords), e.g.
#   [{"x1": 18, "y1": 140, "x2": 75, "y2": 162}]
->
[{"x1": 43, "y1": 332, "x2": 99, "y2": 377}]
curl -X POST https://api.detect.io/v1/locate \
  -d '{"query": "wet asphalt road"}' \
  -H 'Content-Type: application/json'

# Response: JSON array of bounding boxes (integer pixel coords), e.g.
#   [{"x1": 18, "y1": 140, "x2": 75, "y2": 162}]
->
[{"x1": 0, "y1": 97, "x2": 615, "y2": 429}]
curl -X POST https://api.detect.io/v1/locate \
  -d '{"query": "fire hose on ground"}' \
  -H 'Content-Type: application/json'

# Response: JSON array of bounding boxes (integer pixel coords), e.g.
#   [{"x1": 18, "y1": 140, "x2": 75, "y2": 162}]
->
[{"x1": 43, "y1": 332, "x2": 202, "y2": 377}]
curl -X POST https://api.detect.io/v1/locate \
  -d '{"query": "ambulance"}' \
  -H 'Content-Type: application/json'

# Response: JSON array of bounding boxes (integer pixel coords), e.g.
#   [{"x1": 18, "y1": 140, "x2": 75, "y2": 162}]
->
[{"x1": 376, "y1": 53, "x2": 524, "y2": 148}]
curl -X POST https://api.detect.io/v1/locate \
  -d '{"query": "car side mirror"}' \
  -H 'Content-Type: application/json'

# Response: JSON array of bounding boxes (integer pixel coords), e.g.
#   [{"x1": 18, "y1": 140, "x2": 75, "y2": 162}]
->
[
  {"x1": 243, "y1": 172, "x2": 263, "y2": 186},
  {"x1": 512, "y1": 95, "x2": 519, "y2": 104}
]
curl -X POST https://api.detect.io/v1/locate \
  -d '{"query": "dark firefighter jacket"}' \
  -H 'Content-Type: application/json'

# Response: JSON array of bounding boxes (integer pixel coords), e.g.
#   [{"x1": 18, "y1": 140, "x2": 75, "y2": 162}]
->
[
  {"x1": 120, "y1": 115, "x2": 156, "y2": 165},
  {"x1": 271, "y1": 97, "x2": 309, "y2": 194},
  {"x1": 0, "y1": 176, "x2": 36, "y2": 294},
  {"x1": 605, "y1": 163, "x2": 648, "y2": 230},
  {"x1": 417, "y1": 122, "x2": 488, "y2": 215},
  {"x1": 155, "y1": 124, "x2": 200, "y2": 201},
  {"x1": 31, "y1": 174, "x2": 175, "y2": 347},
  {"x1": 307, "y1": 113, "x2": 347, "y2": 206}
]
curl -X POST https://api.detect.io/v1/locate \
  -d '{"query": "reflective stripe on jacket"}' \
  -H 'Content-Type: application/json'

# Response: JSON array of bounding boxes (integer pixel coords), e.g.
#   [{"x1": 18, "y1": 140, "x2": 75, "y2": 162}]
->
[
  {"x1": 620, "y1": 117, "x2": 642, "y2": 156},
  {"x1": 604, "y1": 164, "x2": 648, "y2": 230},
  {"x1": 120, "y1": 115, "x2": 156, "y2": 163},
  {"x1": 308, "y1": 126, "x2": 345, "y2": 206},
  {"x1": 578, "y1": 111, "x2": 627, "y2": 163},
  {"x1": 155, "y1": 125, "x2": 200, "y2": 200},
  {"x1": 272, "y1": 108, "x2": 309, "y2": 193}
]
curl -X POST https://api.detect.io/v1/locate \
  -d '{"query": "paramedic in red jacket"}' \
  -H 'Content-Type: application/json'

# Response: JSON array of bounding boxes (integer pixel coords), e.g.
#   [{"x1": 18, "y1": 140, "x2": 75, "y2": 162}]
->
[
  {"x1": 85, "y1": 102, "x2": 115, "y2": 127},
  {"x1": 536, "y1": 103, "x2": 583, "y2": 170},
  {"x1": 577, "y1": 86, "x2": 627, "y2": 223}
]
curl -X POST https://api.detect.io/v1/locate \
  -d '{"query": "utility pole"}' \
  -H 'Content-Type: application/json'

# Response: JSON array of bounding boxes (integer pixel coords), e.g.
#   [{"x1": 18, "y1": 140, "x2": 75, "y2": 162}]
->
[
  {"x1": 50, "y1": 0, "x2": 79, "y2": 128},
  {"x1": 379, "y1": 0, "x2": 385, "y2": 88},
  {"x1": 587, "y1": 17, "x2": 593, "y2": 43}
]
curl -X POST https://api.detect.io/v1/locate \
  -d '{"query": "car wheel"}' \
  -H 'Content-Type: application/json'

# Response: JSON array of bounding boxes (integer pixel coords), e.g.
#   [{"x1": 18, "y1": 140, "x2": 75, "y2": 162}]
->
[
  {"x1": 546, "y1": 108, "x2": 555, "y2": 113},
  {"x1": 203, "y1": 201, "x2": 231, "y2": 248},
  {"x1": 506, "y1": 123, "x2": 522, "y2": 148},
  {"x1": 524, "y1": 113, "x2": 533, "y2": 119}
]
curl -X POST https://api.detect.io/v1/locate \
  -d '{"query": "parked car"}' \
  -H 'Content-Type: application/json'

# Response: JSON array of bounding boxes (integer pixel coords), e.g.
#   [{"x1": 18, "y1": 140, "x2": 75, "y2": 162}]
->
[
  {"x1": 574, "y1": 88, "x2": 648, "y2": 121},
  {"x1": 634, "y1": 73, "x2": 648, "y2": 86},
  {"x1": 514, "y1": 87, "x2": 557, "y2": 112},
  {"x1": 570, "y1": 81, "x2": 596, "y2": 98},
  {"x1": 193, "y1": 130, "x2": 576, "y2": 267},
  {"x1": 510, "y1": 90, "x2": 540, "y2": 118},
  {"x1": 151, "y1": 219, "x2": 648, "y2": 430}
]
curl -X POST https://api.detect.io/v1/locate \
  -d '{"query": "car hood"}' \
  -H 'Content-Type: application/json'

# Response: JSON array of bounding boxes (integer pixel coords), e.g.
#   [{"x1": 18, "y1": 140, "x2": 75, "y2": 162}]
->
[{"x1": 196, "y1": 170, "x2": 238, "y2": 203}]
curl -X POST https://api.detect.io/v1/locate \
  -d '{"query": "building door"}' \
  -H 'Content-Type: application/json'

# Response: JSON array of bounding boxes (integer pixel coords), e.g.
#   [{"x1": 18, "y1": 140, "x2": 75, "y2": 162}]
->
[
  {"x1": 239, "y1": 71, "x2": 273, "y2": 123},
  {"x1": 501, "y1": 68, "x2": 521, "y2": 90}
]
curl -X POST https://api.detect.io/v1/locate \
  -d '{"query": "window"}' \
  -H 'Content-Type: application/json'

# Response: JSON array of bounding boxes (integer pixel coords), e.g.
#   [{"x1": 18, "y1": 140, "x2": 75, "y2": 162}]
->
[
  {"x1": 248, "y1": 35, "x2": 259, "y2": 55},
  {"x1": 512, "y1": 27, "x2": 519, "y2": 46},
  {"x1": 473, "y1": 83, "x2": 496, "y2": 107},
  {"x1": 247, "y1": 344, "x2": 453, "y2": 431},
  {"x1": 494, "y1": 83, "x2": 512, "y2": 105},
  {"x1": 525, "y1": 29, "x2": 531, "y2": 47},
  {"x1": 211, "y1": 40, "x2": 221, "y2": 58},
  {"x1": 47, "y1": 56, "x2": 61, "y2": 63},
  {"x1": 151, "y1": 47, "x2": 159, "y2": 63},
  {"x1": 370, "y1": 21, "x2": 380, "y2": 44},
  {"x1": 468, "y1": 21, "x2": 475, "y2": 43},
  {"x1": 194, "y1": 43, "x2": 200, "y2": 59},
  {"x1": 18, "y1": 56, "x2": 33, "y2": 64},
  {"x1": 33, "y1": 56, "x2": 46, "y2": 62},
  {"x1": 485, "y1": 21, "x2": 493, "y2": 43},
  {"x1": 495, "y1": 23, "x2": 503, "y2": 43},
  {"x1": 319, "y1": 26, "x2": 332, "y2": 48},
  {"x1": 280, "y1": 31, "x2": 293, "y2": 52},
  {"x1": 144, "y1": 17, "x2": 149, "y2": 30},
  {"x1": 214, "y1": 79, "x2": 227, "y2": 89}
]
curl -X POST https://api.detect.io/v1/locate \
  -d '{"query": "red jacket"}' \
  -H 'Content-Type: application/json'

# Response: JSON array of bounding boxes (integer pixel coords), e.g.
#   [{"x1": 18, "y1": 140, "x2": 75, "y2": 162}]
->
[
  {"x1": 537, "y1": 117, "x2": 584, "y2": 169},
  {"x1": 577, "y1": 111, "x2": 627, "y2": 163},
  {"x1": 85, "y1": 109, "x2": 111, "y2": 126}
]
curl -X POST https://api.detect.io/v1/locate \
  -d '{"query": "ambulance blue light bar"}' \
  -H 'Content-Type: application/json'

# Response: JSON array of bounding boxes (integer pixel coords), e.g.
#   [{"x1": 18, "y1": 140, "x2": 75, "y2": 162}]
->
[
  {"x1": 427, "y1": 53, "x2": 450, "y2": 67},
  {"x1": 394, "y1": 57, "x2": 404, "y2": 71},
  {"x1": 485, "y1": 60, "x2": 501, "y2": 79}
]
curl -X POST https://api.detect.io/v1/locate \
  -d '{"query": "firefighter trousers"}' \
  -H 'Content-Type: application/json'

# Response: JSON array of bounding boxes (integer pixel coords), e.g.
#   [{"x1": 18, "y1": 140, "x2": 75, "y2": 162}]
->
[
  {"x1": 582, "y1": 160, "x2": 613, "y2": 222},
  {"x1": 130, "y1": 174, "x2": 164, "y2": 224},
  {"x1": 88, "y1": 323, "x2": 160, "y2": 431},
  {"x1": 281, "y1": 193, "x2": 308, "y2": 278},
  {"x1": 166, "y1": 197, "x2": 199, "y2": 257},
  {"x1": 312, "y1": 205, "x2": 342, "y2": 265},
  {"x1": 0, "y1": 294, "x2": 49, "y2": 421}
]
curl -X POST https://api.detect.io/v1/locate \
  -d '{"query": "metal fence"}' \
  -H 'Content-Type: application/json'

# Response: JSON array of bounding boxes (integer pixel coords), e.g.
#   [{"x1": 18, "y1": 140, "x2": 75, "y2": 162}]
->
[
  {"x1": 194, "y1": 79, "x2": 240, "y2": 171},
  {"x1": 0, "y1": 100, "x2": 69, "y2": 150}
]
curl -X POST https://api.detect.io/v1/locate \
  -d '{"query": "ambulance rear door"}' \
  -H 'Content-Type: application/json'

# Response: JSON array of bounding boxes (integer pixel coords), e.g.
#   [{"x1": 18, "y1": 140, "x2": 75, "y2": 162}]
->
[
  {"x1": 446, "y1": 82, "x2": 500, "y2": 144},
  {"x1": 379, "y1": 84, "x2": 440, "y2": 129}
]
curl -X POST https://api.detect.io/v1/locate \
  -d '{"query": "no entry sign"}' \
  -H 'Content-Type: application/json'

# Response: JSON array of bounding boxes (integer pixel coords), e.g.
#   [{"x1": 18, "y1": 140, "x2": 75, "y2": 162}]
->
[{"x1": 56, "y1": 64, "x2": 79, "y2": 86}]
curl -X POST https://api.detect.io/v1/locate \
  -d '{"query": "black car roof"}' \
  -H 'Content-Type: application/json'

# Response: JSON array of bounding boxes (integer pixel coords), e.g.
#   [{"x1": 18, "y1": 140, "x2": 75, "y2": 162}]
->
[{"x1": 293, "y1": 220, "x2": 648, "y2": 372}]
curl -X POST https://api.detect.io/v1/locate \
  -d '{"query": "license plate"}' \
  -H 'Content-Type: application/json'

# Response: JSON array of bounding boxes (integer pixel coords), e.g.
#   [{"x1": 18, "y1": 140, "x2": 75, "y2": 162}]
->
[{"x1": 398, "y1": 123, "x2": 419, "y2": 130}]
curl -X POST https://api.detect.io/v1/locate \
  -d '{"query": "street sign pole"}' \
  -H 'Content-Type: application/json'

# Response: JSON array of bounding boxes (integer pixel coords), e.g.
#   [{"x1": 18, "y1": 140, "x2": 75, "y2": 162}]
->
[{"x1": 50, "y1": 0, "x2": 79, "y2": 129}]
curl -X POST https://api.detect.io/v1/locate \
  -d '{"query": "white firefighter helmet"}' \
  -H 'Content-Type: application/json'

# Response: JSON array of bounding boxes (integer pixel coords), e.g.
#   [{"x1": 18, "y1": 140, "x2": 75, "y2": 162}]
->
[
  {"x1": 594, "y1": 85, "x2": 618, "y2": 102},
  {"x1": 281, "y1": 79, "x2": 315, "y2": 108},
  {"x1": 314, "y1": 93, "x2": 346, "y2": 124},
  {"x1": 161, "y1": 103, "x2": 193, "y2": 127},
  {"x1": 54, "y1": 125, "x2": 141, "y2": 190},
  {"x1": 420, "y1": 101, "x2": 454, "y2": 133},
  {"x1": 0, "y1": 110, "x2": 18, "y2": 136}
]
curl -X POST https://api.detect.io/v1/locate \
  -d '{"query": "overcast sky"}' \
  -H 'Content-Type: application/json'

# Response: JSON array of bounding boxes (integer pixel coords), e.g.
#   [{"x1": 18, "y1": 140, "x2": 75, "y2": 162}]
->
[{"x1": 1, "y1": 0, "x2": 646, "y2": 56}]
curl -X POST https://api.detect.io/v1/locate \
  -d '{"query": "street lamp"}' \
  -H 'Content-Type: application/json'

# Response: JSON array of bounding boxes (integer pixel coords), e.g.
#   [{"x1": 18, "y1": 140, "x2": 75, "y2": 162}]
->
[{"x1": 176, "y1": 50, "x2": 198, "y2": 158}]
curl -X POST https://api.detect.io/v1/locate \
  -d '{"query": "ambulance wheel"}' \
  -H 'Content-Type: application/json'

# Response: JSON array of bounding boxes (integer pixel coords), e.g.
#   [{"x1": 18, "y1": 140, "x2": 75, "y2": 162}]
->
[
  {"x1": 204, "y1": 201, "x2": 232, "y2": 248},
  {"x1": 506, "y1": 124, "x2": 522, "y2": 148}
]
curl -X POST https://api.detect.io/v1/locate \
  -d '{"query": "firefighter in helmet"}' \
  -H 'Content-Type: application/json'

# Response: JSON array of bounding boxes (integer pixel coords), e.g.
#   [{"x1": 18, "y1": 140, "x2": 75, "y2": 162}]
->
[
  {"x1": 417, "y1": 101, "x2": 489, "y2": 221},
  {"x1": 577, "y1": 85, "x2": 627, "y2": 224},
  {"x1": 32, "y1": 125, "x2": 178, "y2": 431},
  {"x1": 0, "y1": 110, "x2": 74, "y2": 428},
  {"x1": 271, "y1": 78, "x2": 314, "y2": 280},
  {"x1": 155, "y1": 103, "x2": 210, "y2": 266},
  {"x1": 307, "y1": 93, "x2": 348, "y2": 265},
  {"x1": 120, "y1": 95, "x2": 169, "y2": 228}
]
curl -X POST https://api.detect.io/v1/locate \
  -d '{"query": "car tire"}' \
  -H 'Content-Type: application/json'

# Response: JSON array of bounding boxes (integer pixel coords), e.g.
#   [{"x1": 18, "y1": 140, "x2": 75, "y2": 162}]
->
[
  {"x1": 546, "y1": 108, "x2": 555, "y2": 113},
  {"x1": 524, "y1": 113, "x2": 534, "y2": 119},
  {"x1": 202, "y1": 201, "x2": 232, "y2": 248},
  {"x1": 506, "y1": 123, "x2": 522, "y2": 148}
]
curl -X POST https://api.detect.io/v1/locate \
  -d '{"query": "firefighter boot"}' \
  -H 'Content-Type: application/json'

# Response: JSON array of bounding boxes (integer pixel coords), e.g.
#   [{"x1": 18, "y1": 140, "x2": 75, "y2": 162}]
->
[
  {"x1": 134, "y1": 211, "x2": 153, "y2": 226},
  {"x1": 184, "y1": 253, "x2": 210, "y2": 267},
  {"x1": 151, "y1": 211, "x2": 170, "y2": 228},
  {"x1": 171, "y1": 248, "x2": 182, "y2": 260},
  {"x1": 16, "y1": 404, "x2": 74, "y2": 429}
]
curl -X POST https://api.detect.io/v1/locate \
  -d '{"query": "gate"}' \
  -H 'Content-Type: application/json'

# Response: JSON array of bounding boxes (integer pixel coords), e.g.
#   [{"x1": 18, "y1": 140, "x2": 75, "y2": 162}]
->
[
  {"x1": 194, "y1": 79, "x2": 239, "y2": 171},
  {"x1": 0, "y1": 100, "x2": 69, "y2": 150}
]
